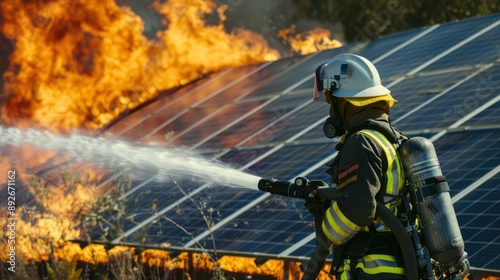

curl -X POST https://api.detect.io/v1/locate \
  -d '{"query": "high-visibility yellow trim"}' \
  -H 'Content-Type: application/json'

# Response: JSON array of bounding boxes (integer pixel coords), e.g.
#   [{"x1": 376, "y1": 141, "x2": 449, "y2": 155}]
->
[
  {"x1": 360, "y1": 130, "x2": 397, "y2": 195},
  {"x1": 358, "y1": 129, "x2": 405, "y2": 232},
  {"x1": 354, "y1": 254, "x2": 405, "y2": 275},
  {"x1": 337, "y1": 255, "x2": 404, "y2": 278},
  {"x1": 322, "y1": 221, "x2": 345, "y2": 246},
  {"x1": 322, "y1": 202, "x2": 363, "y2": 245},
  {"x1": 359, "y1": 129, "x2": 404, "y2": 196},
  {"x1": 333, "y1": 199, "x2": 363, "y2": 232},
  {"x1": 339, "y1": 259, "x2": 352, "y2": 280}
]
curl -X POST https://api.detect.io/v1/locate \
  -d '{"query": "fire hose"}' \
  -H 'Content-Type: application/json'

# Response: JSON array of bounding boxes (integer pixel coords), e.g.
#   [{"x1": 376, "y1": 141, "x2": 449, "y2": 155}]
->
[{"x1": 258, "y1": 177, "x2": 419, "y2": 280}]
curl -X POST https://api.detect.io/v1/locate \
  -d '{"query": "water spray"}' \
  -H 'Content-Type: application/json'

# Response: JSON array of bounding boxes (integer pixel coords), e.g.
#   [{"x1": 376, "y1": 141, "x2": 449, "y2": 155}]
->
[{"x1": 0, "y1": 126, "x2": 261, "y2": 189}]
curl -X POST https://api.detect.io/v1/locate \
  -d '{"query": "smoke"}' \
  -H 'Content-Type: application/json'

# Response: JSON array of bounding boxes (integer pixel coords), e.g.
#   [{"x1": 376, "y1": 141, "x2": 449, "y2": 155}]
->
[
  {"x1": 218, "y1": 0, "x2": 298, "y2": 55},
  {"x1": 114, "y1": 0, "x2": 298, "y2": 54}
]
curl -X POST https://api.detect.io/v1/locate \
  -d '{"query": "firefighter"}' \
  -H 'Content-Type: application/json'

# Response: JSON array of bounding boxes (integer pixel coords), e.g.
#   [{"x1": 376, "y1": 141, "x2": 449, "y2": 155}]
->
[{"x1": 309, "y1": 53, "x2": 406, "y2": 279}]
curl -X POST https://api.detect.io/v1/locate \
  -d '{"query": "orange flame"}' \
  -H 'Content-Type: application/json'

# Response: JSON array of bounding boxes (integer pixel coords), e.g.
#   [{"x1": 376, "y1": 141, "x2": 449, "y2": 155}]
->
[
  {"x1": 278, "y1": 24, "x2": 343, "y2": 55},
  {"x1": 0, "y1": 0, "x2": 279, "y2": 133},
  {"x1": 219, "y1": 256, "x2": 284, "y2": 278}
]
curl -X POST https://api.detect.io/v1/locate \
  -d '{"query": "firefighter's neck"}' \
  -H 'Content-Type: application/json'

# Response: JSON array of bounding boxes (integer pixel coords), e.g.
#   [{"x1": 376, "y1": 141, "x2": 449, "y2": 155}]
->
[{"x1": 342, "y1": 102, "x2": 390, "y2": 132}]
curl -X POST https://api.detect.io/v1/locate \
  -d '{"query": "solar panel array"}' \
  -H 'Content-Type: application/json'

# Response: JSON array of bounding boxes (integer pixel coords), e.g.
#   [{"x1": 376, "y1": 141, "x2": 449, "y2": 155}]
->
[{"x1": 103, "y1": 14, "x2": 500, "y2": 272}]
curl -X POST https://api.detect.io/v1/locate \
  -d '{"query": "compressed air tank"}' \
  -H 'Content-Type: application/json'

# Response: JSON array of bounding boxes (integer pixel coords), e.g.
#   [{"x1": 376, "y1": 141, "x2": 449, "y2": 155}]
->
[{"x1": 399, "y1": 137, "x2": 465, "y2": 266}]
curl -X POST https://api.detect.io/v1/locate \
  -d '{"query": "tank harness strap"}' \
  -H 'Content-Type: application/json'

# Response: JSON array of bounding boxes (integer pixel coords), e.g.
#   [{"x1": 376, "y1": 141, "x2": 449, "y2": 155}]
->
[
  {"x1": 331, "y1": 244, "x2": 345, "y2": 274},
  {"x1": 413, "y1": 175, "x2": 450, "y2": 204},
  {"x1": 368, "y1": 223, "x2": 377, "y2": 233},
  {"x1": 398, "y1": 192, "x2": 415, "y2": 225},
  {"x1": 425, "y1": 175, "x2": 450, "y2": 194}
]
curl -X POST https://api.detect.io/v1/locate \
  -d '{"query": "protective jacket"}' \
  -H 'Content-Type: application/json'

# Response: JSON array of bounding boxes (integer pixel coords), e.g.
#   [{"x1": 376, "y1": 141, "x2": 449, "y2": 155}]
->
[{"x1": 322, "y1": 115, "x2": 407, "y2": 279}]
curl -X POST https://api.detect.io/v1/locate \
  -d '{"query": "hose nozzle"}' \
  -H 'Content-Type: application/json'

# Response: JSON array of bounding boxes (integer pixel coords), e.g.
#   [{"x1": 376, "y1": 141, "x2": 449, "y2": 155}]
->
[{"x1": 258, "y1": 177, "x2": 328, "y2": 199}]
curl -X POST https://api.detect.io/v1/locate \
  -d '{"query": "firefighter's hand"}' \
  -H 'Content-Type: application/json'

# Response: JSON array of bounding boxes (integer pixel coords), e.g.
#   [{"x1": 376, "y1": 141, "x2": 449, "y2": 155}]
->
[{"x1": 304, "y1": 200, "x2": 327, "y2": 218}]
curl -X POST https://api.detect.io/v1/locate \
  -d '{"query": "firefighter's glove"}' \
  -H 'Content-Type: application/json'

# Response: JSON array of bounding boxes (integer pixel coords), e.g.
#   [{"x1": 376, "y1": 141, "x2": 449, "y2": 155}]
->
[{"x1": 304, "y1": 200, "x2": 327, "y2": 218}]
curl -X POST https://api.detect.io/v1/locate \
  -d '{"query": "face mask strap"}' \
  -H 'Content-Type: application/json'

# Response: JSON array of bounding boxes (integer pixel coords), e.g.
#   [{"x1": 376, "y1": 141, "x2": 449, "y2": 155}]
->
[
  {"x1": 323, "y1": 80, "x2": 346, "y2": 139},
  {"x1": 329, "y1": 81, "x2": 341, "y2": 117}
]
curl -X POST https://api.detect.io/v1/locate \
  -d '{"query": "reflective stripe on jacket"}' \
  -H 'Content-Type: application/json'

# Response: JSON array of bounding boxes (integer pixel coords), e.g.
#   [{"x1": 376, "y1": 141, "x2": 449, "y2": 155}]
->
[{"x1": 337, "y1": 254, "x2": 405, "y2": 279}]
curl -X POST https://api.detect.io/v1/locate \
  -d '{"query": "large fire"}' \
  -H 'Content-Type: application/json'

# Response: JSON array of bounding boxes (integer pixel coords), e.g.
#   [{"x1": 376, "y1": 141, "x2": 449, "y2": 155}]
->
[
  {"x1": 0, "y1": 0, "x2": 279, "y2": 133},
  {"x1": 0, "y1": 0, "x2": 342, "y2": 133},
  {"x1": 0, "y1": 0, "x2": 349, "y2": 278}
]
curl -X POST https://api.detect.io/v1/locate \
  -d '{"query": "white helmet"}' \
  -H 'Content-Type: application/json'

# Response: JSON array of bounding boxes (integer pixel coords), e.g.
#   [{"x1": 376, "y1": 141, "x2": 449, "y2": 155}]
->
[{"x1": 313, "y1": 53, "x2": 396, "y2": 107}]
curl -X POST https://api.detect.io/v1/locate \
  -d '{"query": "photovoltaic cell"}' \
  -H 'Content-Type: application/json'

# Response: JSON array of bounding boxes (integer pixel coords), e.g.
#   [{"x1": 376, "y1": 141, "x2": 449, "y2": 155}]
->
[
  {"x1": 116, "y1": 179, "x2": 205, "y2": 225},
  {"x1": 372, "y1": 15, "x2": 498, "y2": 79},
  {"x1": 196, "y1": 92, "x2": 310, "y2": 150},
  {"x1": 171, "y1": 99, "x2": 278, "y2": 148},
  {"x1": 200, "y1": 196, "x2": 313, "y2": 254},
  {"x1": 293, "y1": 120, "x2": 331, "y2": 143},
  {"x1": 388, "y1": 68, "x2": 478, "y2": 130},
  {"x1": 246, "y1": 48, "x2": 352, "y2": 98},
  {"x1": 140, "y1": 188, "x2": 264, "y2": 246},
  {"x1": 106, "y1": 66, "x2": 259, "y2": 136},
  {"x1": 144, "y1": 55, "x2": 341, "y2": 149},
  {"x1": 422, "y1": 24, "x2": 500, "y2": 72},
  {"x1": 432, "y1": 128, "x2": 500, "y2": 197},
  {"x1": 199, "y1": 57, "x2": 304, "y2": 106},
  {"x1": 463, "y1": 101, "x2": 500, "y2": 127},
  {"x1": 102, "y1": 73, "x2": 222, "y2": 136},
  {"x1": 184, "y1": 144, "x2": 337, "y2": 253},
  {"x1": 217, "y1": 147, "x2": 273, "y2": 168},
  {"x1": 454, "y1": 174, "x2": 500, "y2": 269},
  {"x1": 240, "y1": 97, "x2": 328, "y2": 147},
  {"x1": 248, "y1": 143, "x2": 336, "y2": 179},
  {"x1": 358, "y1": 26, "x2": 433, "y2": 61},
  {"x1": 116, "y1": 107, "x2": 190, "y2": 142}
]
